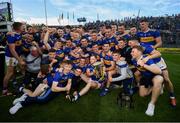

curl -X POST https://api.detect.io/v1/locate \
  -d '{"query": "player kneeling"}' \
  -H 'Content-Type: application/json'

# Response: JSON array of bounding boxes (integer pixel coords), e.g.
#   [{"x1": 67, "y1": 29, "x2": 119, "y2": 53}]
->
[
  {"x1": 9, "y1": 61, "x2": 73, "y2": 115},
  {"x1": 131, "y1": 46, "x2": 163, "y2": 116}
]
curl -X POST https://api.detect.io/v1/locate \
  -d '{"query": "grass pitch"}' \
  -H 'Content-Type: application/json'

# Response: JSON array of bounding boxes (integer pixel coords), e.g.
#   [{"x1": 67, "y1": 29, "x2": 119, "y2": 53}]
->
[{"x1": 0, "y1": 53, "x2": 180, "y2": 122}]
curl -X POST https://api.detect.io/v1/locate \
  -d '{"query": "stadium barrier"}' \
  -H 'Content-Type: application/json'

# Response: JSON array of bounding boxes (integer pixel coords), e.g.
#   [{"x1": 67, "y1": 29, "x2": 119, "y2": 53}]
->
[{"x1": 157, "y1": 48, "x2": 180, "y2": 53}]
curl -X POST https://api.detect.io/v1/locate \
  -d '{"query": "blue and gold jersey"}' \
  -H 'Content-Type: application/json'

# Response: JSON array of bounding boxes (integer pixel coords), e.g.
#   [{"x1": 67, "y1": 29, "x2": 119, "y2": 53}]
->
[
  {"x1": 90, "y1": 39, "x2": 103, "y2": 46},
  {"x1": 64, "y1": 33, "x2": 71, "y2": 40},
  {"x1": 85, "y1": 64, "x2": 99, "y2": 81},
  {"x1": 132, "y1": 55, "x2": 155, "y2": 77},
  {"x1": 63, "y1": 46, "x2": 75, "y2": 54},
  {"x1": 100, "y1": 52, "x2": 114, "y2": 68},
  {"x1": 53, "y1": 71, "x2": 73, "y2": 87},
  {"x1": 21, "y1": 40, "x2": 32, "y2": 56},
  {"x1": 55, "y1": 49, "x2": 65, "y2": 61},
  {"x1": 5, "y1": 33, "x2": 22, "y2": 57},
  {"x1": 89, "y1": 51, "x2": 101, "y2": 61},
  {"x1": 73, "y1": 39, "x2": 80, "y2": 46},
  {"x1": 102, "y1": 37, "x2": 118, "y2": 51},
  {"x1": 137, "y1": 30, "x2": 160, "y2": 46},
  {"x1": 67, "y1": 55, "x2": 79, "y2": 64},
  {"x1": 141, "y1": 43, "x2": 161, "y2": 63},
  {"x1": 121, "y1": 34, "x2": 131, "y2": 41},
  {"x1": 73, "y1": 63, "x2": 87, "y2": 73}
]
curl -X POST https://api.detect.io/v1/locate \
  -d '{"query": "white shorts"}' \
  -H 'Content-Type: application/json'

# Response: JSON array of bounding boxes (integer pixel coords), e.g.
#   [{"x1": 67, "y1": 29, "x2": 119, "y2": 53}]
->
[
  {"x1": 156, "y1": 58, "x2": 167, "y2": 70},
  {"x1": 5, "y1": 56, "x2": 18, "y2": 67}
]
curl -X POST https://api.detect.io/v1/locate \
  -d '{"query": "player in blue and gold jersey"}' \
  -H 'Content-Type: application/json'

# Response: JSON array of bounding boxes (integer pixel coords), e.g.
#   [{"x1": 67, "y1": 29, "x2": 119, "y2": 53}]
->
[
  {"x1": 131, "y1": 45, "x2": 163, "y2": 116},
  {"x1": 99, "y1": 43, "x2": 116, "y2": 96},
  {"x1": 9, "y1": 61, "x2": 73, "y2": 114},
  {"x1": 72, "y1": 55, "x2": 105, "y2": 101},
  {"x1": 137, "y1": 19, "x2": 162, "y2": 48},
  {"x1": 3, "y1": 22, "x2": 26, "y2": 96},
  {"x1": 102, "y1": 26, "x2": 118, "y2": 52},
  {"x1": 128, "y1": 36, "x2": 177, "y2": 107}
]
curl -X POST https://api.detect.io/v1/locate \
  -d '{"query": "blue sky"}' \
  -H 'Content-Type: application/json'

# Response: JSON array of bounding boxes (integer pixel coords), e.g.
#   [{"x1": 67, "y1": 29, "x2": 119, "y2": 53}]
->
[{"x1": 1, "y1": 0, "x2": 180, "y2": 25}]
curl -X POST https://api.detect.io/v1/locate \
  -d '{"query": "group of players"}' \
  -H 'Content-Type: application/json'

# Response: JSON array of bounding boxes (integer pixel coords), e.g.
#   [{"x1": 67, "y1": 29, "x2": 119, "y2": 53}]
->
[{"x1": 1, "y1": 19, "x2": 176, "y2": 116}]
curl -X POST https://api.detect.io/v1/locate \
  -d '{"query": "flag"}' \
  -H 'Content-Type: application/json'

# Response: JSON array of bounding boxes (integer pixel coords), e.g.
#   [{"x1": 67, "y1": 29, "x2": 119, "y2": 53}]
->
[
  {"x1": 67, "y1": 12, "x2": 69, "y2": 20},
  {"x1": 97, "y1": 13, "x2": 99, "y2": 20},
  {"x1": 58, "y1": 14, "x2": 61, "y2": 24},
  {"x1": 61, "y1": 13, "x2": 64, "y2": 20},
  {"x1": 73, "y1": 11, "x2": 74, "y2": 20}
]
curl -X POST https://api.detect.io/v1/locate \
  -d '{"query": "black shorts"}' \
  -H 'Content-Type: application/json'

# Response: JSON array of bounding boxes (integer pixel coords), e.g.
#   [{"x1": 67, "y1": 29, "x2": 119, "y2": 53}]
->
[
  {"x1": 71, "y1": 76, "x2": 81, "y2": 91},
  {"x1": 140, "y1": 76, "x2": 154, "y2": 88}
]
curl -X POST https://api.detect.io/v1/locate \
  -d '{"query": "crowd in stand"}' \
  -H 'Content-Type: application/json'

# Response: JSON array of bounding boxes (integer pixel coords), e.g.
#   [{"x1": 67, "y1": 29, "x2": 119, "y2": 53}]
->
[
  {"x1": 84, "y1": 14, "x2": 180, "y2": 45},
  {"x1": 85, "y1": 14, "x2": 180, "y2": 31}
]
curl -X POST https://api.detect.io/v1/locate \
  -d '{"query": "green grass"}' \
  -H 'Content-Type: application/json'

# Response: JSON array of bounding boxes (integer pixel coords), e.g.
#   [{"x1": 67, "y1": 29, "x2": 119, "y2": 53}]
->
[{"x1": 0, "y1": 53, "x2": 180, "y2": 122}]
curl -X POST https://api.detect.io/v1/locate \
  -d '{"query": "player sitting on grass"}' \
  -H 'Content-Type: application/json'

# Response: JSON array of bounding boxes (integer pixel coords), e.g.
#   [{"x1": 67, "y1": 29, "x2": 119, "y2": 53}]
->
[
  {"x1": 72, "y1": 55, "x2": 105, "y2": 101},
  {"x1": 17, "y1": 55, "x2": 67, "y2": 99},
  {"x1": 131, "y1": 45, "x2": 163, "y2": 116},
  {"x1": 15, "y1": 61, "x2": 53, "y2": 100},
  {"x1": 70, "y1": 67, "x2": 83, "y2": 99},
  {"x1": 99, "y1": 43, "x2": 116, "y2": 96},
  {"x1": 9, "y1": 61, "x2": 73, "y2": 115}
]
